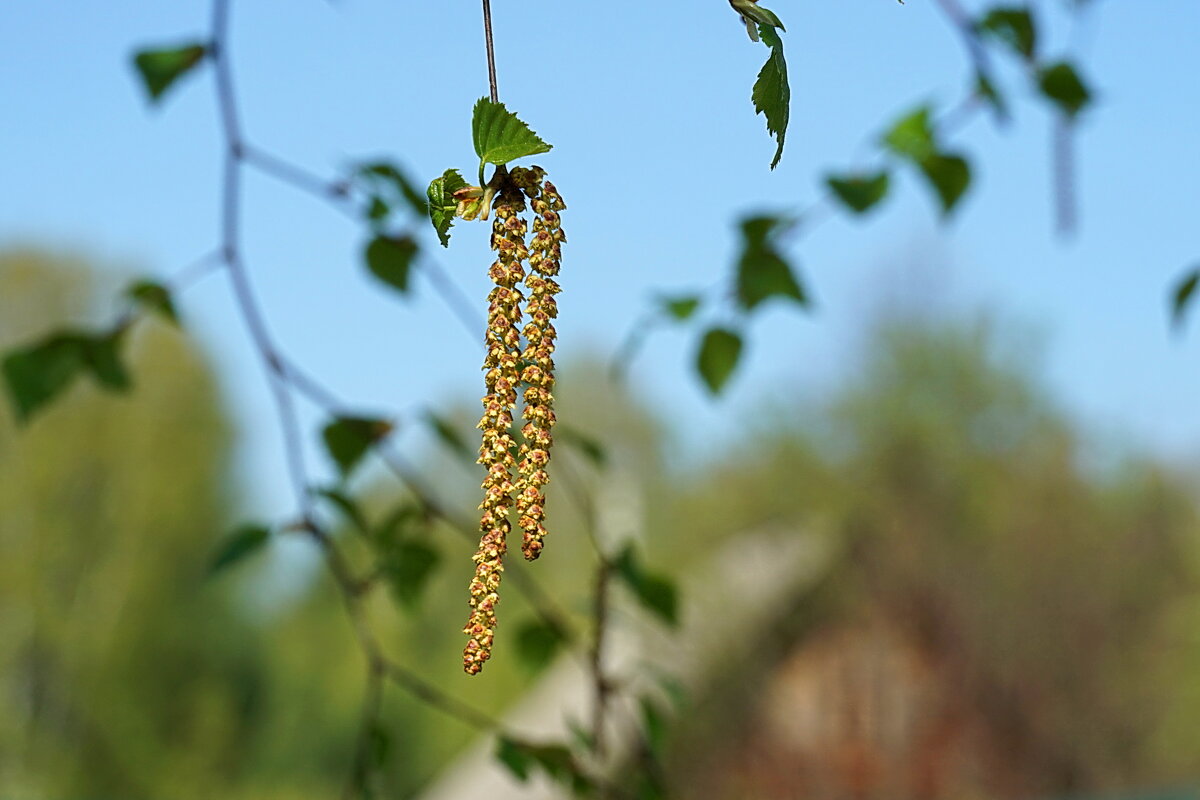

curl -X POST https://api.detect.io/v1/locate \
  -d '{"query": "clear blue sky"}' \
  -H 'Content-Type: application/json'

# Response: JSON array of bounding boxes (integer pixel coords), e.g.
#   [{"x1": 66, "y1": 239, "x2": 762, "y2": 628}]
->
[{"x1": 3, "y1": 1, "x2": 1199, "y2": 518}]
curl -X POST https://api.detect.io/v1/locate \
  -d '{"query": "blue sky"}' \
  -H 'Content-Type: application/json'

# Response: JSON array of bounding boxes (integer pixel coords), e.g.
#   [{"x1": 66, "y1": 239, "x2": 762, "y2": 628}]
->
[{"x1": 3, "y1": 1, "x2": 1200, "y2": 519}]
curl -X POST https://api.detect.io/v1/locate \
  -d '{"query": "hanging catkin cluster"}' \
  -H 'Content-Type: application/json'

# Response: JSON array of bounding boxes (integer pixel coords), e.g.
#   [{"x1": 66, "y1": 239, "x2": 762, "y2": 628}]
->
[{"x1": 463, "y1": 168, "x2": 565, "y2": 675}]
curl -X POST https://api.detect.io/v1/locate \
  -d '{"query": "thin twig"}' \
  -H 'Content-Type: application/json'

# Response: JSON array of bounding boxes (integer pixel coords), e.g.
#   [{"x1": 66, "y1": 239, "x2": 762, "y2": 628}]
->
[{"x1": 481, "y1": 0, "x2": 499, "y2": 102}]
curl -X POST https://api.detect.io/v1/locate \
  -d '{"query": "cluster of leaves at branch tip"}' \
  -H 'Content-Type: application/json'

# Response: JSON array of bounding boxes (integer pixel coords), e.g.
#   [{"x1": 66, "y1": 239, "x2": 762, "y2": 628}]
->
[
  {"x1": 728, "y1": 1, "x2": 791, "y2": 169},
  {"x1": 880, "y1": 106, "x2": 972, "y2": 216}
]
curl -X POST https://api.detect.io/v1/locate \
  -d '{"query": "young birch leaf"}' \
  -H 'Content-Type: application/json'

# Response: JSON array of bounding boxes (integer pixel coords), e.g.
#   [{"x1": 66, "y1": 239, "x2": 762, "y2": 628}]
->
[
  {"x1": 132, "y1": 43, "x2": 208, "y2": 103},
  {"x1": 976, "y1": 7, "x2": 1037, "y2": 60},
  {"x1": 356, "y1": 162, "x2": 428, "y2": 216},
  {"x1": 494, "y1": 739, "x2": 582, "y2": 789},
  {"x1": 826, "y1": 171, "x2": 891, "y2": 215},
  {"x1": 731, "y1": 0, "x2": 786, "y2": 31},
  {"x1": 208, "y1": 524, "x2": 270, "y2": 576},
  {"x1": 2, "y1": 334, "x2": 87, "y2": 422},
  {"x1": 427, "y1": 169, "x2": 468, "y2": 247},
  {"x1": 975, "y1": 71, "x2": 1010, "y2": 123},
  {"x1": 1171, "y1": 266, "x2": 1200, "y2": 333},
  {"x1": 696, "y1": 328, "x2": 743, "y2": 395},
  {"x1": 126, "y1": 280, "x2": 179, "y2": 325},
  {"x1": 364, "y1": 235, "x2": 418, "y2": 293},
  {"x1": 315, "y1": 487, "x2": 371, "y2": 535},
  {"x1": 882, "y1": 106, "x2": 936, "y2": 160},
  {"x1": 752, "y1": 26, "x2": 790, "y2": 170},
  {"x1": 660, "y1": 295, "x2": 702, "y2": 322},
  {"x1": 735, "y1": 215, "x2": 806, "y2": 310},
  {"x1": 82, "y1": 331, "x2": 132, "y2": 391},
  {"x1": 1038, "y1": 62, "x2": 1092, "y2": 118},
  {"x1": 918, "y1": 152, "x2": 972, "y2": 215},
  {"x1": 557, "y1": 425, "x2": 608, "y2": 469},
  {"x1": 322, "y1": 416, "x2": 394, "y2": 478},
  {"x1": 471, "y1": 98, "x2": 552, "y2": 167}
]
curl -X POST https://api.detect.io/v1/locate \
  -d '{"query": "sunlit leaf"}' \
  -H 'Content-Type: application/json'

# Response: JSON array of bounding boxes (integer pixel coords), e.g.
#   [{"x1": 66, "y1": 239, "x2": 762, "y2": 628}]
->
[
  {"x1": 472, "y1": 98, "x2": 552, "y2": 167},
  {"x1": 659, "y1": 295, "x2": 702, "y2": 322},
  {"x1": 696, "y1": 328, "x2": 743, "y2": 395},
  {"x1": 882, "y1": 106, "x2": 935, "y2": 160},
  {"x1": 132, "y1": 43, "x2": 207, "y2": 103}
]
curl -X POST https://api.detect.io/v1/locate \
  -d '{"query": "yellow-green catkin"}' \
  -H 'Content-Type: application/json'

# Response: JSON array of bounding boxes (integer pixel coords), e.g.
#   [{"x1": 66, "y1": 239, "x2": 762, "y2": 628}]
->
[
  {"x1": 511, "y1": 168, "x2": 565, "y2": 562},
  {"x1": 463, "y1": 184, "x2": 528, "y2": 675}
]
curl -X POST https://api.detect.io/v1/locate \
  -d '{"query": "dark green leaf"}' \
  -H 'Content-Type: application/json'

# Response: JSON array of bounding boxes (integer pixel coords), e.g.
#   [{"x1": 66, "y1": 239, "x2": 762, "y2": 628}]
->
[
  {"x1": 383, "y1": 541, "x2": 440, "y2": 608},
  {"x1": 1171, "y1": 266, "x2": 1200, "y2": 333},
  {"x1": 3, "y1": 334, "x2": 86, "y2": 421},
  {"x1": 615, "y1": 546, "x2": 680, "y2": 627},
  {"x1": 424, "y1": 411, "x2": 472, "y2": 462},
  {"x1": 882, "y1": 106, "x2": 936, "y2": 160},
  {"x1": 2, "y1": 329, "x2": 131, "y2": 423},
  {"x1": 471, "y1": 98, "x2": 553, "y2": 167},
  {"x1": 208, "y1": 524, "x2": 270, "y2": 575},
  {"x1": 316, "y1": 487, "x2": 371, "y2": 534},
  {"x1": 132, "y1": 43, "x2": 207, "y2": 103},
  {"x1": 917, "y1": 152, "x2": 972, "y2": 215},
  {"x1": 364, "y1": 235, "x2": 418, "y2": 294},
  {"x1": 427, "y1": 169, "x2": 468, "y2": 247},
  {"x1": 752, "y1": 26, "x2": 790, "y2": 169},
  {"x1": 81, "y1": 331, "x2": 131, "y2": 391},
  {"x1": 126, "y1": 280, "x2": 179, "y2": 325},
  {"x1": 826, "y1": 171, "x2": 891, "y2": 215},
  {"x1": 975, "y1": 71, "x2": 1010, "y2": 122},
  {"x1": 659, "y1": 295, "x2": 702, "y2": 322},
  {"x1": 736, "y1": 215, "x2": 806, "y2": 311},
  {"x1": 515, "y1": 619, "x2": 568, "y2": 671},
  {"x1": 976, "y1": 7, "x2": 1037, "y2": 60},
  {"x1": 696, "y1": 328, "x2": 743, "y2": 395},
  {"x1": 366, "y1": 195, "x2": 390, "y2": 222},
  {"x1": 1038, "y1": 61, "x2": 1091, "y2": 118},
  {"x1": 494, "y1": 738, "x2": 581, "y2": 788},
  {"x1": 640, "y1": 698, "x2": 668, "y2": 757},
  {"x1": 357, "y1": 162, "x2": 428, "y2": 216},
  {"x1": 322, "y1": 416, "x2": 394, "y2": 477},
  {"x1": 373, "y1": 502, "x2": 424, "y2": 547},
  {"x1": 368, "y1": 722, "x2": 391, "y2": 768}
]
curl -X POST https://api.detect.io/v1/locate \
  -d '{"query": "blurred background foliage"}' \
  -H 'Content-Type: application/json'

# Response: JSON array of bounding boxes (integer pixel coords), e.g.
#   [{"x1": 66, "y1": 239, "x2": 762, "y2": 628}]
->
[{"x1": 3, "y1": 250, "x2": 1200, "y2": 799}]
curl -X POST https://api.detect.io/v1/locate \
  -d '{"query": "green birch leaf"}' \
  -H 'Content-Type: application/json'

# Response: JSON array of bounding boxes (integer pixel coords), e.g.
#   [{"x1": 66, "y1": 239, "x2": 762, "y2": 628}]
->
[
  {"x1": 735, "y1": 215, "x2": 806, "y2": 310},
  {"x1": 424, "y1": 411, "x2": 472, "y2": 462},
  {"x1": 826, "y1": 171, "x2": 891, "y2": 215},
  {"x1": 471, "y1": 98, "x2": 552, "y2": 167},
  {"x1": 882, "y1": 106, "x2": 936, "y2": 160},
  {"x1": 976, "y1": 7, "x2": 1037, "y2": 60},
  {"x1": 315, "y1": 487, "x2": 371, "y2": 535},
  {"x1": 515, "y1": 619, "x2": 568, "y2": 672},
  {"x1": 126, "y1": 280, "x2": 179, "y2": 325},
  {"x1": 322, "y1": 416, "x2": 394, "y2": 478},
  {"x1": 917, "y1": 152, "x2": 972, "y2": 215},
  {"x1": 615, "y1": 545, "x2": 680, "y2": 627},
  {"x1": 132, "y1": 43, "x2": 208, "y2": 103},
  {"x1": 364, "y1": 235, "x2": 418, "y2": 294},
  {"x1": 557, "y1": 425, "x2": 607, "y2": 469},
  {"x1": 208, "y1": 524, "x2": 270, "y2": 576},
  {"x1": 660, "y1": 295, "x2": 702, "y2": 322},
  {"x1": 1038, "y1": 61, "x2": 1092, "y2": 118},
  {"x1": 2, "y1": 334, "x2": 87, "y2": 422},
  {"x1": 383, "y1": 541, "x2": 440, "y2": 608},
  {"x1": 427, "y1": 169, "x2": 468, "y2": 247},
  {"x1": 731, "y1": 0, "x2": 786, "y2": 31},
  {"x1": 752, "y1": 26, "x2": 790, "y2": 170},
  {"x1": 356, "y1": 162, "x2": 428, "y2": 216},
  {"x1": 82, "y1": 330, "x2": 131, "y2": 391},
  {"x1": 1171, "y1": 266, "x2": 1200, "y2": 333},
  {"x1": 696, "y1": 328, "x2": 743, "y2": 395}
]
